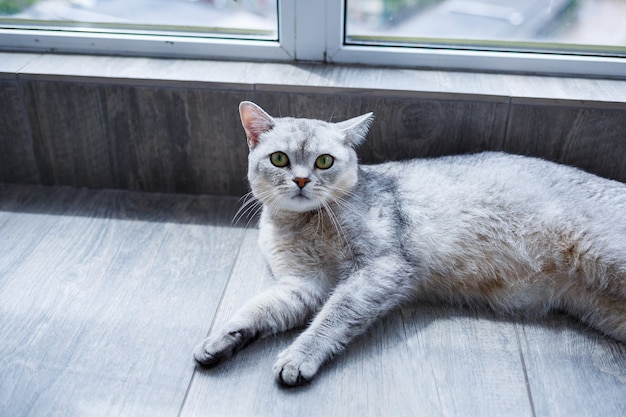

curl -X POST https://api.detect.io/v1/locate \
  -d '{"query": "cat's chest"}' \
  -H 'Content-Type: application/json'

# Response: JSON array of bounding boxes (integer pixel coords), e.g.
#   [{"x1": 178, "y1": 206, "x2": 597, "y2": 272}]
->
[{"x1": 259, "y1": 210, "x2": 351, "y2": 280}]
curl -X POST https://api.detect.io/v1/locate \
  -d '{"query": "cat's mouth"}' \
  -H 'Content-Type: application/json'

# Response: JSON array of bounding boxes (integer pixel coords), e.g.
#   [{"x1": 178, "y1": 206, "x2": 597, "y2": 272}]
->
[
  {"x1": 279, "y1": 191, "x2": 320, "y2": 212},
  {"x1": 291, "y1": 188, "x2": 311, "y2": 199},
  {"x1": 291, "y1": 194, "x2": 311, "y2": 204}
]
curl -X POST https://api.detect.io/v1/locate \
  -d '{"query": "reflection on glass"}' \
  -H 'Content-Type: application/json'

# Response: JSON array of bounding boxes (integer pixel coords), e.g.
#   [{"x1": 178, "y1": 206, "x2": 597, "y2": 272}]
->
[
  {"x1": 0, "y1": 0, "x2": 278, "y2": 40},
  {"x1": 346, "y1": 0, "x2": 626, "y2": 55}
]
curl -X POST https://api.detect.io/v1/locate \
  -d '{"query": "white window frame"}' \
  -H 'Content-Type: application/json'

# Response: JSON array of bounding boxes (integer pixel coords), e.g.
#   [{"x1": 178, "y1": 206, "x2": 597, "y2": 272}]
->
[
  {"x1": 322, "y1": 1, "x2": 626, "y2": 78},
  {"x1": 0, "y1": 0, "x2": 296, "y2": 61},
  {"x1": 0, "y1": 0, "x2": 624, "y2": 78}
]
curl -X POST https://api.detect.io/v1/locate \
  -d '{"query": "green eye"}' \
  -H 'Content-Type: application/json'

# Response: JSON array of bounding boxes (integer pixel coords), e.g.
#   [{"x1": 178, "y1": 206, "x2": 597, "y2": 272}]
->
[
  {"x1": 270, "y1": 152, "x2": 289, "y2": 167},
  {"x1": 315, "y1": 154, "x2": 334, "y2": 170}
]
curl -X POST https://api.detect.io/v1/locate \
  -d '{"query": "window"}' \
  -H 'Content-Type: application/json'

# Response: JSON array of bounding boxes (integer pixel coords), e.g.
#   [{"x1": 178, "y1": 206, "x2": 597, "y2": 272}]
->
[
  {"x1": 1, "y1": 0, "x2": 277, "y2": 40},
  {"x1": 0, "y1": 0, "x2": 289, "y2": 60},
  {"x1": 1, "y1": 0, "x2": 624, "y2": 78},
  {"x1": 345, "y1": 0, "x2": 626, "y2": 55}
]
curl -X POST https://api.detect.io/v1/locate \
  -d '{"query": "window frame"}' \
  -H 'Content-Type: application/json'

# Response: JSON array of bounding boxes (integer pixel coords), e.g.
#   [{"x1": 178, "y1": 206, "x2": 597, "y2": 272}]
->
[
  {"x1": 325, "y1": 1, "x2": 626, "y2": 78},
  {"x1": 0, "y1": 0, "x2": 296, "y2": 61},
  {"x1": 0, "y1": 0, "x2": 624, "y2": 79}
]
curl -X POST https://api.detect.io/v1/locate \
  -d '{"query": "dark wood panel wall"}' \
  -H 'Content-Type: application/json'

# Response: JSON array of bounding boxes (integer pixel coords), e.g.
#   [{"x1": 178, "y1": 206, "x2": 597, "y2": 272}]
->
[{"x1": 1, "y1": 78, "x2": 625, "y2": 196}]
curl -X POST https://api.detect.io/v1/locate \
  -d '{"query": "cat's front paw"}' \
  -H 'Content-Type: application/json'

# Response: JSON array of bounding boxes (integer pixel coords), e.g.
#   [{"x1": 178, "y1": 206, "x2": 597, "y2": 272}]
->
[
  {"x1": 273, "y1": 347, "x2": 320, "y2": 386},
  {"x1": 193, "y1": 330, "x2": 250, "y2": 368}
]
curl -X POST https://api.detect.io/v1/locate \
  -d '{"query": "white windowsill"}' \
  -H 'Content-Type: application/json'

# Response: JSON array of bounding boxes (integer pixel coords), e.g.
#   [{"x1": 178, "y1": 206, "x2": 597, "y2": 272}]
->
[{"x1": 1, "y1": 52, "x2": 625, "y2": 109}]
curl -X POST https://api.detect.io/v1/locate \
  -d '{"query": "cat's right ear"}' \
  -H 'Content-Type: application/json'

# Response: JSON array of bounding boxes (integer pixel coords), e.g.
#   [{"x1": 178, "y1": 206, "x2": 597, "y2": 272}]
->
[
  {"x1": 239, "y1": 101, "x2": 276, "y2": 148},
  {"x1": 336, "y1": 112, "x2": 374, "y2": 148}
]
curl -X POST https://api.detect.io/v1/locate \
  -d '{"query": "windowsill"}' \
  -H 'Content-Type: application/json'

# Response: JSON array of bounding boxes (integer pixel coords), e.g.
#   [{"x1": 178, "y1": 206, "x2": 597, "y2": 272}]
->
[{"x1": 2, "y1": 51, "x2": 625, "y2": 108}]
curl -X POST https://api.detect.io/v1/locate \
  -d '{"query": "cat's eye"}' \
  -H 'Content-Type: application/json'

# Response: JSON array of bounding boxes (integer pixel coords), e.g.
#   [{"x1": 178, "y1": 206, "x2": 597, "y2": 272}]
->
[
  {"x1": 270, "y1": 152, "x2": 290, "y2": 168},
  {"x1": 315, "y1": 154, "x2": 334, "y2": 170}
]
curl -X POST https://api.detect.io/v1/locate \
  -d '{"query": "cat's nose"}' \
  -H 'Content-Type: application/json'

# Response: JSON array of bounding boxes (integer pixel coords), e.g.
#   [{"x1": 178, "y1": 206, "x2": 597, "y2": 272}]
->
[{"x1": 293, "y1": 177, "x2": 310, "y2": 189}]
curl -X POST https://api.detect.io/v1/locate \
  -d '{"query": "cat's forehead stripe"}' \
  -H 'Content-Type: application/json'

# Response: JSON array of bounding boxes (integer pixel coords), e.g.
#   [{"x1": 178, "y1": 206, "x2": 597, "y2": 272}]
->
[{"x1": 279, "y1": 119, "x2": 329, "y2": 151}]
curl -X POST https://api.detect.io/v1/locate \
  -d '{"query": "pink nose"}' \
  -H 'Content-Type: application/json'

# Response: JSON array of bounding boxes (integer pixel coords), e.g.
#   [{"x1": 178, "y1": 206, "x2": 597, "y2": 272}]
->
[{"x1": 293, "y1": 177, "x2": 310, "y2": 189}]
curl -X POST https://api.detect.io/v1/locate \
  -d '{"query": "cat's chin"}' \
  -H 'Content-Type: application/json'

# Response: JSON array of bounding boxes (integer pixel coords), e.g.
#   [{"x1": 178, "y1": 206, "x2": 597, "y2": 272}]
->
[{"x1": 278, "y1": 196, "x2": 321, "y2": 213}]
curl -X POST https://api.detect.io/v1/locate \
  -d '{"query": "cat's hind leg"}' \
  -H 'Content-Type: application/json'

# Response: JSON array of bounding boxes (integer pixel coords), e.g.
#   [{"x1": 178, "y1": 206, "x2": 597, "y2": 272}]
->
[
  {"x1": 551, "y1": 225, "x2": 626, "y2": 343},
  {"x1": 559, "y1": 279, "x2": 626, "y2": 344},
  {"x1": 194, "y1": 278, "x2": 327, "y2": 367},
  {"x1": 273, "y1": 255, "x2": 415, "y2": 386}
]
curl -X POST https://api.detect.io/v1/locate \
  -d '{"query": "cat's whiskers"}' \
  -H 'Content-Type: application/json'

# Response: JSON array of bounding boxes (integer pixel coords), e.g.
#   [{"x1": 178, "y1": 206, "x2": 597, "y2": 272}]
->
[
  {"x1": 232, "y1": 191, "x2": 259, "y2": 225},
  {"x1": 318, "y1": 184, "x2": 365, "y2": 222},
  {"x1": 267, "y1": 191, "x2": 286, "y2": 213},
  {"x1": 233, "y1": 189, "x2": 275, "y2": 228},
  {"x1": 245, "y1": 202, "x2": 266, "y2": 228},
  {"x1": 320, "y1": 200, "x2": 354, "y2": 257},
  {"x1": 313, "y1": 204, "x2": 324, "y2": 238},
  {"x1": 332, "y1": 195, "x2": 364, "y2": 221}
]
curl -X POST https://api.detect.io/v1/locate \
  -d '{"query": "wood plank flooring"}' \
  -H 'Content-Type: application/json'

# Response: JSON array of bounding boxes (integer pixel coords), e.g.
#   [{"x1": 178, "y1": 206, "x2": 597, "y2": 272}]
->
[{"x1": 0, "y1": 183, "x2": 624, "y2": 417}]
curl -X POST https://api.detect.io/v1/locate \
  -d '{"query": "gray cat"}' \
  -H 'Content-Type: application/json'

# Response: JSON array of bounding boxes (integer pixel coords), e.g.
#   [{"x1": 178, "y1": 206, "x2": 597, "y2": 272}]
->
[{"x1": 194, "y1": 101, "x2": 626, "y2": 386}]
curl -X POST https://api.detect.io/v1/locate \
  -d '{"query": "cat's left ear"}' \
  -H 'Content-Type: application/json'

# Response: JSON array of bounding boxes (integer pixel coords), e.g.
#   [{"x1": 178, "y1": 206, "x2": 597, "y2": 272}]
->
[
  {"x1": 336, "y1": 112, "x2": 374, "y2": 148},
  {"x1": 239, "y1": 101, "x2": 276, "y2": 148}
]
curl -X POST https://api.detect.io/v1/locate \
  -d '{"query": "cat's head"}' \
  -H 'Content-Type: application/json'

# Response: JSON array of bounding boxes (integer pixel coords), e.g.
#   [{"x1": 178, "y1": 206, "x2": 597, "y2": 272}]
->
[{"x1": 239, "y1": 101, "x2": 373, "y2": 213}]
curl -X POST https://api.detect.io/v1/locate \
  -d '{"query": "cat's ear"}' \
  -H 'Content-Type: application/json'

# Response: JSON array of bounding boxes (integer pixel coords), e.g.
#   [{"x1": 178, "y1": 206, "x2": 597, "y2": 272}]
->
[
  {"x1": 336, "y1": 112, "x2": 374, "y2": 148},
  {"x1": 239, "y1": 101, "x2": 276, "y2": 148}
]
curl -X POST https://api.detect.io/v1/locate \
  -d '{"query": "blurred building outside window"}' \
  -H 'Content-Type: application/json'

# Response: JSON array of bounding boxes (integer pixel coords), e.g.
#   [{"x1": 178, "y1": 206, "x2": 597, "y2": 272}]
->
[
  {"x1": 0, "y1": 0, "x2": 624, "y2": 74},
  {"x1": 0, "y1": 0, "x2": 278, "y2": 40},
  {"x1": 346, "y1": 0, "x2": 626, "y2": 55}
]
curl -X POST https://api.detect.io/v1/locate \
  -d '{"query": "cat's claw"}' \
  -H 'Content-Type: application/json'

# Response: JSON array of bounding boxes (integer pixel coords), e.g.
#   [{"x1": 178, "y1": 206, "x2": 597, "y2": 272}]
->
[
  {"x1": 193, "y1": 330, "x2": 249, "y2": 368},
  {"x1": 273, "y1": 348, "x2": 319, "y2": 386},
  {"x1": 193, "y1": 343, "x2": 222, "y2": 367},
  {"x1": 277, "y1": 365, "x2": 308, "y2": 386}
]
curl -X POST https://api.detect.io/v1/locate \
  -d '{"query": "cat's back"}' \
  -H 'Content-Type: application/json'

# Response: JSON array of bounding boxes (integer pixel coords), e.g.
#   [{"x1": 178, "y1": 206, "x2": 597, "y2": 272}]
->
[
  {"x1": 354, "y1": 152, "x2": 626, "y2": 310},
  {"x1": 362, "y1": 151, "x2": 626, "y2": 215},
  {"x1": 357, "y1": 151, "x2": 626, "y2": 277}
]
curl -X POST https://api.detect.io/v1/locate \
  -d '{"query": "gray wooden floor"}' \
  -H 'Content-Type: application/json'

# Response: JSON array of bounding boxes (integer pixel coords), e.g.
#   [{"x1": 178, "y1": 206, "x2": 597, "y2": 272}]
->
[{"x1": 1, "y1": 183, "x2": 624, "y2": 417}]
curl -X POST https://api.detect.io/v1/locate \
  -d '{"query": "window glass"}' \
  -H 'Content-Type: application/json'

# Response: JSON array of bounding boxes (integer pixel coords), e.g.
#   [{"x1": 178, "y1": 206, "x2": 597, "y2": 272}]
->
[
  {"x1": 346, "y1": 0, "x2": 626, "y2": 56},
  {"x1": 0, "y1": 0, "x2": 278, "y2": 40}
]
